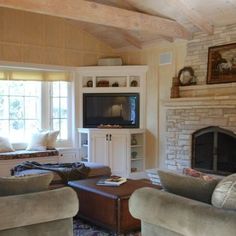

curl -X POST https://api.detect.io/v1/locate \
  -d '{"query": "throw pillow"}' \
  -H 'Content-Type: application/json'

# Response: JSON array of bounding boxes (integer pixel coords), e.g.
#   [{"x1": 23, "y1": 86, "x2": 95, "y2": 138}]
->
[
  {"x1": 47, "y1": 130, "x2": 60, "y2": 149},
  {"x1": 26, "y1": 132, "x2": 48, "y2": 151},
  {"x1": 158, "y1": 169, "x2": 220, "y2": 203},
  {"x1": 212, "y1": 173, "x2": 236, "y2": 210},
  {"x1": 0, "y1": 173, "x2": 53, "y2": 196},
  {"x1": 0, "y1": 136, "x2": 15, "y2": 153},
  {"x1": 183, "y1": 167, "x2": 215, "y2": 181}
]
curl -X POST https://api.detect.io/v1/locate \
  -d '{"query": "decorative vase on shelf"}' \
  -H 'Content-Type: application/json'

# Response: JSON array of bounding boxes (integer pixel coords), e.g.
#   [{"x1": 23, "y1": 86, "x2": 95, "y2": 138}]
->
[
  {"x1": 131, "y1": 135, "x2": 137, "y2": 145},
  {"x1": 131, "y1": 151, "x2": 138, "y2": 159}
]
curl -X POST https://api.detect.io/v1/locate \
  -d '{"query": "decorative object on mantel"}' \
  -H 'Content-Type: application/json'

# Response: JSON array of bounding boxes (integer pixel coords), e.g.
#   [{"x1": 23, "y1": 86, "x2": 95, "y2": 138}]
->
[
  {"x1": 207, "y1": 43, "x2": 236, "y2": 84},
  {"x1": 97, "y1": 124, "x2": 122, "y2": 128},
  {"x1": 131, "y1": 135, "x2": 138, "y2": 145},
  {"x1": 131, "y1": 167, "x2": 137, "y2": 172},
  {"x1": 178, "y1": 66, "x2": 197, "y2": 86},
  {"x1": 97, "y1": 80, "x2": 109, "y2": 87},
  {"x1": 130, "y1": 80, "x2": 138, "y2": 87},
  {"x1": 98, "y1": 57, "x2": 123, "y2": 66},
  {"x1": 112, "y1": 82, "x2": 119, "y2": 87},
  {"x1": 170, "y1": 76, "x2": 180, "y2": 98},
  {"x1": 86, "y1": 80, "x2": 93, "y2": 87},
  {"x1": 131, "y1": 151, "x2": 138, "y2": 159}
]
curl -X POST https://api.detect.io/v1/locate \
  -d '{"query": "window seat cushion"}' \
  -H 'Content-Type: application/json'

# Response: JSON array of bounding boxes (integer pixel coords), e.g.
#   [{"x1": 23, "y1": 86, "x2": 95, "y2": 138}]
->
[{"x1": 0, "y1": 150, "x2": 59, "y2": 160}]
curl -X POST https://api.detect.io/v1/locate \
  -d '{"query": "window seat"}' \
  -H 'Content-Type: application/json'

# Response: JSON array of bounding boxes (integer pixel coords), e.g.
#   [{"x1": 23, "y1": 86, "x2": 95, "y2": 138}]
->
[{"x1": 0, "y1": 150, "x2": 59, "y2": 161}]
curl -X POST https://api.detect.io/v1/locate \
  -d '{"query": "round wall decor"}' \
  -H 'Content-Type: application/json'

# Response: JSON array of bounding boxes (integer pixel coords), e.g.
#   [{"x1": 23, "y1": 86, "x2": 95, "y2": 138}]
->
[{"x1": 178, "y1": 67, "x2": 196, "y2": 86}]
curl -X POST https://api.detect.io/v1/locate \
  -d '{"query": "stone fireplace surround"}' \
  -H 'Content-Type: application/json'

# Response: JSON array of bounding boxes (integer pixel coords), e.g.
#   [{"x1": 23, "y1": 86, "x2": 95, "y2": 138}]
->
[{"x1": 163, "y1": 83, "x2": 236, "y2": 172}]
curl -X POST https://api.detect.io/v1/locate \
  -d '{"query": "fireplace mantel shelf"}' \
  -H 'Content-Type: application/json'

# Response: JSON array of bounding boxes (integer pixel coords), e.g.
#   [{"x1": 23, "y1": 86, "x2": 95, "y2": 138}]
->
[
  {"x1": 162, "y1": 95, "x2": 236, "y2": 109},
  {"x1": 179, "y1": 82, "x2": 236, "y2": 91}
]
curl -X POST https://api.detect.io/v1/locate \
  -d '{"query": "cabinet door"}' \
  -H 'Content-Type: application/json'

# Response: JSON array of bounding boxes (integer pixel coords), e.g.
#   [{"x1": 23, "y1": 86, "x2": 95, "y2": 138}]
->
[
  {"x1": 109, "y1": 134, "x2": 127, "y2": 176},
  {"x1": 91, "y1": 133, "x2": 109, "y2": 165},
  {"x1": 59, "y1": 152, "x2": 77, "y2": 163}
]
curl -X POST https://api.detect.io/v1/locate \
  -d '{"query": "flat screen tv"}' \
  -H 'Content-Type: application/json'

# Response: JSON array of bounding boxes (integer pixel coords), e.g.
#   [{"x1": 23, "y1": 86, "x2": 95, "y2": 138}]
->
[{"x1": 83, "y1": 93, "x2": 139, "y2": 128}]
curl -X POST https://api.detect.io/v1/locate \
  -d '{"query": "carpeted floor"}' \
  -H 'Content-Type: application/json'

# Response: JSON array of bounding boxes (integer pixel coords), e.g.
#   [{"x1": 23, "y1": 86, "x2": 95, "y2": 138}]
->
[{"x1": 73, "y1": 219, "x2": 141, "y2": 236}]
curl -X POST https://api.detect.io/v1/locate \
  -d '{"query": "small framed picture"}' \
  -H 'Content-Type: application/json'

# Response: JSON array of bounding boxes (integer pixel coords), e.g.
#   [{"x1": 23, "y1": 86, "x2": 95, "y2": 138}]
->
[{"x1": 207, "y1": 43, "x2": 236, "y2": 84}]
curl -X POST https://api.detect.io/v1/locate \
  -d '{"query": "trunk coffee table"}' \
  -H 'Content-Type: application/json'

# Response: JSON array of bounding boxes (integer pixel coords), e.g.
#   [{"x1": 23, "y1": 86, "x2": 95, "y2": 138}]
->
[{"x1": 68, "y1": 177, "x2": 160, "y2": 235}]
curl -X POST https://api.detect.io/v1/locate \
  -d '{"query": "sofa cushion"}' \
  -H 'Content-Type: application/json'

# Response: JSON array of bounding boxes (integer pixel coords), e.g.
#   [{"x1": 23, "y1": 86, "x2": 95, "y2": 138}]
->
[
  {"x1": 0, "y1": 149, "x2": 59, "y2": 160},
  {"x1": 212, "y1": 173, "x2": 236, "y2": 210},
  {"x1": 26, "y1": 132, "x2": 48, "y2": 151},
  {"x1": 183, "y1": 167, "x2": 216, "y2": 181},
  {"x1": 0, "y1": 173, "x2": 53, "y2": 196},
  {"x1": 84, "y1": 162, "x2": 111, "y2": 178},
  {"x1": 47, "y1": 130, "x2": 60, "y2": 149},
  {"x1": 0, "y1": 137, "x2": 15, "y2": 153},
  {"x1": 158, "y1": 170, "x2": 219, "y2": 203}
]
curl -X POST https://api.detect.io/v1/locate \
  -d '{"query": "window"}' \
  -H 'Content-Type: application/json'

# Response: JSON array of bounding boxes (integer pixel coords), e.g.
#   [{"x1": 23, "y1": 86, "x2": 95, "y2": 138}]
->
[
  {"x1": 0, "y1": 81, "x2": 41, "y2": 142},
  {"x1": 50, "y1": 81, "x2": 69, "y2": 140},
  {"x1": 0, "y1": 79, "x2": 71, "y2": 145}
]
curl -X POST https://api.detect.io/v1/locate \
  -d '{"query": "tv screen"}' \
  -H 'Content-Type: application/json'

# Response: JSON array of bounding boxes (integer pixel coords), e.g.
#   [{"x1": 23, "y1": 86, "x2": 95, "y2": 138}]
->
[{"x1": 83, "y1": 93, "x2": 139, "y2": 128}]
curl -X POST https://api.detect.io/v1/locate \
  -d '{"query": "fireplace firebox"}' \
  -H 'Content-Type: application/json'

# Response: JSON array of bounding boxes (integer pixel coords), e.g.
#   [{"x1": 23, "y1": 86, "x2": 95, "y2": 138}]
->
[{"x1": 192, "y1": 126, "x2": 236, "y2": 175}]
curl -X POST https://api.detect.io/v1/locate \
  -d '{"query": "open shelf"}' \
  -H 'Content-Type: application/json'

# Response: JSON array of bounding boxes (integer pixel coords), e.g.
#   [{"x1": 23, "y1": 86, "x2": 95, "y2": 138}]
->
[
  {"x1": 81, "y1": 74, "x2": 142, "y2": 89},
  {"x1": 131, "y1": 157, "x2": 144, "y2": 161},
  {"x1": 130, "y1": 145, "x2": 143, "y2": 148},
  {"x1": 79, "y1": 131, "x2": 89, "y2": 162},
  {"x1": 129, "y1": 132, "x2": 145, "y2": 176}
]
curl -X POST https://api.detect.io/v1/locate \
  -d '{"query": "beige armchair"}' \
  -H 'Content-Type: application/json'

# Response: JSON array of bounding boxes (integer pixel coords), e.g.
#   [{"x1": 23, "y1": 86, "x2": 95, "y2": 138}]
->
[
  {"x1": 129, "y1": 187, "x2": 236, "y2": 236},
  {"x1": 0, "y1": 187, "x2": 78, "y2": 236}
]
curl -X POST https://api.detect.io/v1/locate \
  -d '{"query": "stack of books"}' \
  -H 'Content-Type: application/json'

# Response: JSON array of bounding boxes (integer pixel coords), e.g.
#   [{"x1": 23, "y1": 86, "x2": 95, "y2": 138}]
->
[
  {"x1": 97, "y1": 176, "x2": 127, "y2": 186},
  {"x1": 146, "y1": 169, "x2": 161, "y2": 185}
]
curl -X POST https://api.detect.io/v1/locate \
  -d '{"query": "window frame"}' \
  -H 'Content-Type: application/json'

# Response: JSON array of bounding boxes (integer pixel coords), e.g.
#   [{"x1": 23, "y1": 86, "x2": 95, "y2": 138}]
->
[
  {"x1": 0, "y1": 80, "x2": 73, "y2": 149},
  {"x1": 48, "y1": 81, "x2": 73, "y2": 147}
]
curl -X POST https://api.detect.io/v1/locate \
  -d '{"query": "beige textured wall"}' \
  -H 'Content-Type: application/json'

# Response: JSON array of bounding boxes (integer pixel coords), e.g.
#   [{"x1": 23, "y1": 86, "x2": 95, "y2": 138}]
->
[
  {"x1": 119, "y1": 41, "x2": 187, "y2": 168},
  {"x1": 0, "y1": 7, "x2": 114, "y2": 66}
]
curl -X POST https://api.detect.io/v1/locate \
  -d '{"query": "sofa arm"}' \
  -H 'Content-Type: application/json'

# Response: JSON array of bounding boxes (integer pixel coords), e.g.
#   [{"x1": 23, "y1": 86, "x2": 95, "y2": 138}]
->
[
  {"x1": 0, "y1": 187, "x2": 78, "y2": 231},
  {"x1": 129, "y1": 187, "x2": 236, "y2": 236}
]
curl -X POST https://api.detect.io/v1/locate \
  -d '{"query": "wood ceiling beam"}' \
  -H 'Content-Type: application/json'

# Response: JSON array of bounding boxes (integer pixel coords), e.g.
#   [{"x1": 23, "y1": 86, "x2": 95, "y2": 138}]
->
[
  {"x1": 0, "y1": 0, "x2": 192, "y2": 39},
  {"x1": 165, "y1": 0, "x2": 214, "y2": 34},
  {"x1": 119, "y1": 30, "x2": 143, "y2": 49},
  {"x1": 160, "y1": 36, "x2": 174, "y2": 43},
  {"x1": 141, "y1": 37, "x2": 174, "y2": 48}
]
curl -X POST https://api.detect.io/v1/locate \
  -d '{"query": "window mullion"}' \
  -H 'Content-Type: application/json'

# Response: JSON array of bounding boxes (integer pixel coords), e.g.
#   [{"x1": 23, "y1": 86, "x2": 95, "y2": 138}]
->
[
  {"x1": 41, "y1": 82, "x2": 50, "y2": 130},
  {"x1": 59, "y1": 82, "x2": 61, "y2": 138},
  {"x1": 49, "y1": 82, "x2": 53, "y2": 130},
  {"x1": 23, "y1": 95, "x2": 26, "y2": 137}
]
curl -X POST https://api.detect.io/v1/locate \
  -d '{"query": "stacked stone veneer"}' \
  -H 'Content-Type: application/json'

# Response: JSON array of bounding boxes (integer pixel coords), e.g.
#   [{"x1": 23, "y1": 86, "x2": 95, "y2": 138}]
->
[
  {"x1": 185, "y1": 23, "x2": 236, "y2": 84},
  {"x1": 166, "y1": 107, "x2": 236, "y2": 171},
  {"x1": 164, "y1": 23, "x2": 236, "y2": 170}
]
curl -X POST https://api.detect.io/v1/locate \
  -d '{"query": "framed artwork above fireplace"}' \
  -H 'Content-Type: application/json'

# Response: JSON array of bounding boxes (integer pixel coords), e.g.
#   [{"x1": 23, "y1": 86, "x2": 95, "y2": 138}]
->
[{"x1": 207, "y1": 43, "x2": 236, "y2": 84}]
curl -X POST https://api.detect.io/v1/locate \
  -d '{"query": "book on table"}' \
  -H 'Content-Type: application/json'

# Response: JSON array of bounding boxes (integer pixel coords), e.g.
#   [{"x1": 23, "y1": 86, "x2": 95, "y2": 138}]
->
[{"x1": 97, "y1": 176, "x2": 127, "y2": 186}]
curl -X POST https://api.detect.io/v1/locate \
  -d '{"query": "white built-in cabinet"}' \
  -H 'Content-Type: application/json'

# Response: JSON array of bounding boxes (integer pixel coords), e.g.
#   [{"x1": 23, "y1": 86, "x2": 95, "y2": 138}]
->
[
  {"x1": 78, "y1": 128, "x2": 145, "y2": 178},
  {"x1": 91, "y1": 131, "x2": 127, "y2": 176},
  {"x1": 77, "y1": 65, "x2": 147, "y2": 178},
  {"x1": 58, "y1": 148, "x2": 79, "y2": 163},
  {"x1": 77, "y1": 65, "x2": 148, "y2": 129}
]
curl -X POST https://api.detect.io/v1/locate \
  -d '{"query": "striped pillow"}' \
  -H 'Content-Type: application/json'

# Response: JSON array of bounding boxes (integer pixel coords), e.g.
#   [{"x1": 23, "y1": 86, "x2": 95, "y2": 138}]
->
[{"x1": 212, "y1": 173, "x2": 236, "y2": 210}]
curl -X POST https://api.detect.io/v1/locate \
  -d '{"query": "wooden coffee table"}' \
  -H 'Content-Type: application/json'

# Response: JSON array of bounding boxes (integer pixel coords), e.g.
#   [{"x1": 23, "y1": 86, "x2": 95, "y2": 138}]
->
[{"x1": 68, "y1": 178, "x2": 161, "y2": 235}]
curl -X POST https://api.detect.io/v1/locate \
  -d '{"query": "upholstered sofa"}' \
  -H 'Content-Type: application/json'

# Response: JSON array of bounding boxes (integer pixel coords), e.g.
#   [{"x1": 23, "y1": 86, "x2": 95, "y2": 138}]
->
[
  {"x1": 0, "y1": 187, "x2": 78, "y2": 236},
  {"x1": 129, "y1": 170, "x2": 236, "y2": 236}
]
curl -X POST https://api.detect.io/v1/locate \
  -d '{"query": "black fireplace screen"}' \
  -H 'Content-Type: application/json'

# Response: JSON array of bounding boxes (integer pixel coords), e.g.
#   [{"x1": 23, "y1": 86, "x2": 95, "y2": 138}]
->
[{"x1": 192, "y1": 126, "x2": 236, "y2": 175}]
